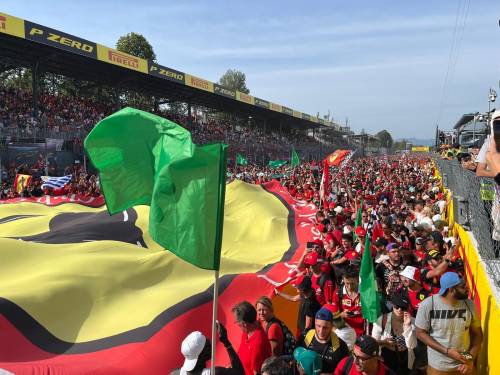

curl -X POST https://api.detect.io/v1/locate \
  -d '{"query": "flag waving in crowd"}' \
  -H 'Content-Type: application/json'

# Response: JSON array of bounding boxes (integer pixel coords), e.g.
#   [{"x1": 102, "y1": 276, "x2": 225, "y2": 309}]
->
[
  {"x1": 84, "y1": 107, "x2": 228, "y2": 270},
  {"x1": 41, "y1": 175, "x2": 72, "y2": 190}
]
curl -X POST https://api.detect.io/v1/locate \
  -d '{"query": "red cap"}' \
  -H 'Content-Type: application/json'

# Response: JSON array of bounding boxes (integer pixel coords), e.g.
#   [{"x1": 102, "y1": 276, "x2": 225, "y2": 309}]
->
[
  {"x1": 354, "y1": 226, "x2": 366, "y2": 237},
  {"x1": 314, "y1": 239, "x2": 323, "y2": 246},
  {"x1": 402, "y1": 240, "x2": 411, "y2": 249},
  {"x1": 304, "y1": 252, "x2": 319, "y2": 266},
  {"x1": 329, "y1": 202, "x2": 336, "y2": 209}
]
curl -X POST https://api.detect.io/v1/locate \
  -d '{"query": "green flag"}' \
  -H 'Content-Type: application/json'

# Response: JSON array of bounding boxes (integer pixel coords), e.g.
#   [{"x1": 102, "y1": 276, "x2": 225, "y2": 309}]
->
[
  {"x1": 268, "y1": 160, "x2": 287, "y2": 169},
  {"x1": 360, "y1": 234, "x2": 381, "y2": 323},
  {"x1": 84, "y1": 107, "x2": 227, "y2": 270},
  {"x1": 236, "y1": 153, "x2": 248, "y2": 166},
  {"x1": 353, "y1": 199, "x2": 364, "y2": 240},
  {"x1": 291, "y1": 147, "x2": 300, "y2": 167}
]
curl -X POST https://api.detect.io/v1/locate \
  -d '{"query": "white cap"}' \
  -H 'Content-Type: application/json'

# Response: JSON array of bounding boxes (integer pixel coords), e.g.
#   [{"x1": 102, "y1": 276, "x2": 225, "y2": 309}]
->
[
  {"x1": 432, "y1": 214, "x2": 442, "y2": 222},
  {"x1": 400, "y1": 265, "x2": 421, "y2": 283},
  {"x1": 181, "y1": 331, "x2": 206, "y2": 372},
  {"x1": 334, "y1": 206, "x2": 343, "y2": 214}
]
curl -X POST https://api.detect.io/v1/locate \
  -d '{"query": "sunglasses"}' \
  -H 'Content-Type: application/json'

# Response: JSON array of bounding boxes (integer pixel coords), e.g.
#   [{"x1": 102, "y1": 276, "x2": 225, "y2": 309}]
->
[{"x1": 352, "y1": 352, "x2": 376, "y2": 364}]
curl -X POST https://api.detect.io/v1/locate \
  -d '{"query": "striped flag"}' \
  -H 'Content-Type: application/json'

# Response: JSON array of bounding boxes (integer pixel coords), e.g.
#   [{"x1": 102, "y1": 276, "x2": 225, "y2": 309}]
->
[
  {"x1": 13, "y1": 174, "x2": 32, "y2": 194},
  {"x1": 41, "y1": 175, "x2": 72, "y2": 190}
]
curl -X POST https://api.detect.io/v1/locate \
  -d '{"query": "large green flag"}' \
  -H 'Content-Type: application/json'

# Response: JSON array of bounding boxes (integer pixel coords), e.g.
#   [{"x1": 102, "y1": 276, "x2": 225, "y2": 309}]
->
[
  {"x1": 268, "y1": 160, "x2": 287, "y2": 169},
  {"x1": 359, "y1": 234, "x2": 381, "y2": 323},
  {"x1": 84, "y1": 108, "x2": 228, "y2": 270},
  {"x1": 353, "y1": 199, "x2": 364, "y2": 241},
  {"x1": 291, "y1": 147, "x2": 300, "y2": 167},
  {"x1": 236, "y1": 153, "x2": 248, "y2": 166}
]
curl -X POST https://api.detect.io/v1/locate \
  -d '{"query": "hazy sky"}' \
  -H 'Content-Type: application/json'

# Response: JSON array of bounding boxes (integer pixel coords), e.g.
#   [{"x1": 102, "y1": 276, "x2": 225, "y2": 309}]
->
[{"x1": 3, "y1": 1, "x2": 500, "y2": 138}]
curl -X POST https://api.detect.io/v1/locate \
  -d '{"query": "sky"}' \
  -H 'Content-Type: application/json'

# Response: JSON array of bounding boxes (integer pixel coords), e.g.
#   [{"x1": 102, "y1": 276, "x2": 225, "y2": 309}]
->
[{"x1": 2, "y1": 0, "x2": 500, "y2": 138}]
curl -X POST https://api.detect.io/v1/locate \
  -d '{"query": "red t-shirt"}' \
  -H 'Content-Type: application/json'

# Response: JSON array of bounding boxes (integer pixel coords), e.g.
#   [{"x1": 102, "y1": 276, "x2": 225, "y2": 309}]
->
[
  {"x1": 311, "y1": 273, "x2": 335, "y2": 305},
  {"x1": 334, "y1": 357, "x2": 393, "y2": 375},
  {"x1": 263, "y1": 320, "x2": 284, "y2": 356},
  {"x1": 407, "y1": 288, "x2": 430, "y2": 317},
  {"x1": 331, "y1": 287, "x2": 364, "y2": 336},
  {"x1": 238, "y1": 326, "x2": 272, "y2": 375},
  {"x1": 344, "y1": 250, "x2": 360, "y2": 262}
]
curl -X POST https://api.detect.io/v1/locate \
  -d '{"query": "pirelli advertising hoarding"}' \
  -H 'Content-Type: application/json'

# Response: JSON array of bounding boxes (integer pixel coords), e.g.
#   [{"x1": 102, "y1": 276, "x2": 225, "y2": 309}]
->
[
  {"x1": 236, "y1": 92, "x2": 255, "y2": 105},
  {"x1": 149, "y1": 63, "x2": 185, "y2": 84},
  {"x1": 0, "y1": 13, "x2": 25, "y2": 38},
  {"x1": 270, "y1": 103, "x2": 282, "y2": 113},
  {"x1": 411, "y1": 146, "x2": 430, "y2": 152},
  {"x1": 185, "y1": 74, "x2": 214, "y2": 93},
  {"x1": 96, "y1": 45, "x2": 148, "y2": 74},
  {"x1": 25, "y1": 21, "x2": 97, "y2": 59},
  {"x1": 214, "y1": 84, "x2": 236, "y2": 99},
  {"x1": 254, "y1": 97, "x2": 270, "y2": 109}
]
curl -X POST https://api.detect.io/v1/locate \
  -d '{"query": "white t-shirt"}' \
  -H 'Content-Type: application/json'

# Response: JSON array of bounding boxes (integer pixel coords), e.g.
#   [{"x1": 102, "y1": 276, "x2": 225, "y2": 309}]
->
[{"x1": 477, "y1": 136, "x2": 490, "y2": 164}]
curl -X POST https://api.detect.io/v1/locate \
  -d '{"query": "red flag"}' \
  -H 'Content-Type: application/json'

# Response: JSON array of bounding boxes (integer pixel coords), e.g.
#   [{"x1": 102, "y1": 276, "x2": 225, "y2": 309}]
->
[
  {"x1": 319, "y1": 160, "x2": 330, "y2": 207},
  {"x1": 324, "y1": 150, "x2": 351, "y2": 167}
]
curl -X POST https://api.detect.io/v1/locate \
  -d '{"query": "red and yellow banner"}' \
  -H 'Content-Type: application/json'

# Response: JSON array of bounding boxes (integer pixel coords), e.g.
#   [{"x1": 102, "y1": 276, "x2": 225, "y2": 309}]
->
[
  {"x1": 12, "y1": 174, "x2": 31, "y2": 194},
  {"x1": 0, "y1": 12, "x2": 25, "y2": 38},
  {"x1": 96, "y1": 44, "x2": 148, "y2": 74},
  {"x1": 324, "y1": 149, "x2": 352, "y2": 167},
  {"x1": 184, "y1": 74, "x2": 214, "y2": 93},
  {"x1": 0, "y1": 179, "x2": 315, "y2": 374}
]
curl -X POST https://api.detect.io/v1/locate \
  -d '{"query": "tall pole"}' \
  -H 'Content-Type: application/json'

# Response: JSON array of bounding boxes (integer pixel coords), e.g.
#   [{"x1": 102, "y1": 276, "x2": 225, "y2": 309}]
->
[{"x1": 210, "y1": 270, "x2": 220, "y2": 374}]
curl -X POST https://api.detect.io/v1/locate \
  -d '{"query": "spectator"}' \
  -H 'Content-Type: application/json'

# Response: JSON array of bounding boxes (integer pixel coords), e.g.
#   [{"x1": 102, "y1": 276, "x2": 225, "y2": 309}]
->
[
  {"x1": 415, "y1": 272, "x2": 483, "y2": 375},
  {"x1": 293, "y1": 347, "x2": 321, "y2": 375},
  {"x1": 334, "y1": 335, "x2": 397, "y2": 375},
  {"x1": 255, "y1": 296, "x2": 284, "y2": 357},
  {"x1": 260, "y1": 357, "x2": 291, "y2": 375},
  {"x1": 299, "y1": 307, "x2": 349, "y2": 373},
  {"x1": 232, "y1": 301, "x2": 272, "y2": 375},
  {"x1": 371, "y1": 292, "x2": 417, "y2": 374},
  {"x1": 172, "y1": 323, "x2": 243, "y2": 375}
]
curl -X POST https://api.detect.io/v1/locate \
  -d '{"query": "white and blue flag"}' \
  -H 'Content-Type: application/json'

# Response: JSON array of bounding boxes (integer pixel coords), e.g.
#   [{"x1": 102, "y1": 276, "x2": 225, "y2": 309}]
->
[{"x1": 41, "y1": 175, "x2": 72, "y2": 190}]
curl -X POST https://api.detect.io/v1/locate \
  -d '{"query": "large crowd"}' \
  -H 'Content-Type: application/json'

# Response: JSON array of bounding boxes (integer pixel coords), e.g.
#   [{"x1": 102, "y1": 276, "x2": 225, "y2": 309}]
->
[
  {"x1": 0, "y1": 88, "x2": 491, "y2": 375},
  {"x1": 175, "y1": 155, "x2": 484, "y2": 375}
]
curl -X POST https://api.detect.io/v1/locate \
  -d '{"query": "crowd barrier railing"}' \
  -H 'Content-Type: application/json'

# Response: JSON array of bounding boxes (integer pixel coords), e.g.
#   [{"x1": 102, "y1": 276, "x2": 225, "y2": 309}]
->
[{"x1": 436, "y1": 159, "x2": 500, "y2": 374}]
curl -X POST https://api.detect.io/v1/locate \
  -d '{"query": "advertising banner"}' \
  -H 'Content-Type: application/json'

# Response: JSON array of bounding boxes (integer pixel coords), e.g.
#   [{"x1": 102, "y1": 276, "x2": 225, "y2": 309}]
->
[
  {"x1": 293, "y1": 110, "x2": 302, "y2": 118},
  {"x1": 301, "y1": 113, "x2": 311, "y2": 121},
  {"x1": 213, "y1": 84, "x2": 236, "y2": 99},
  {"x1": 0, "y1": 12, "x2": 25, "y2": 38},
  {"x1": 411, "y1": 146, "x2": 430, "y2": 152},
  {"x1": 254, "y1": 97, "x2": 270, "y2": 109},
  {"x1": 148, "y1": 62, "x2": 185, "y2": 84},
  {"x1": 184, "y1": 74, "x2": 214, "y2": 93},
  {"x1": 270, "y1": 102, "x2": 282, "y2": 113},
  {"x1": 25, "y1": 21, "x2": 97, "y2": 59},
  {"x1": 236, "y1": 91, "x2": 255, "y2": 105},
  {"x1": 96, "y1": 44, "x2": 148, "y2": 74},
  {"x1": 282, "y1": 106, "x2": 293, "y2": 116}
]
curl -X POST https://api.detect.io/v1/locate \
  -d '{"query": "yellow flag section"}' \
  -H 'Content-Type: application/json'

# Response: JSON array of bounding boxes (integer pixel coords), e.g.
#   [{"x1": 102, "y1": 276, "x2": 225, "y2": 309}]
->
[{"x1": 0, "y1": 180, "x2": 289, "y2": 342}]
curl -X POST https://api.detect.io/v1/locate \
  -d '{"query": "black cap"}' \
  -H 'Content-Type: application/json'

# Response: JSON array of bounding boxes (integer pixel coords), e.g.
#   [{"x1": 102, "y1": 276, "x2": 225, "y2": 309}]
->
[
  {"x1": 297, "y1": 275, "x2": 312, "y2": 291},
  {"x1": 354, "y1": 335, "x2": 379, "y2": 357},
  {"x1": 374, "y1": 237, "x2": 388, "y2": 247},
  {"x1": 391, "y1": 292, "x2": 410, "y2": 310}
]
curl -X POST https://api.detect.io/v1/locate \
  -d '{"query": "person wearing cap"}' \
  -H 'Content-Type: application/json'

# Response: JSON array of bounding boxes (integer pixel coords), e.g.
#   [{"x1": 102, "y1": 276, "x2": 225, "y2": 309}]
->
[
  {"x1": 415, "y1": 272, "x2": 483, "y2": 374},
  {"x1": 275, "y1": 275, "x2": 321, "y2": 337},
  {"x1": 299, "y1": 307, "x2": 349, "y2": 373},
  {"x1": 372, "y1": 292, "x2": 417, "y2": 374},
  {"x1": 421, "y1": 242, "x2": 457, "y2": 295},
  {"x1": 376, "y1": 243, "x2": 405, "y2": 301},
  {"x1": 232, "y1": 301, "x2": 272, "y2": 375},
  {"x1": 399, "y1": 266, "x2": 429, "y2": 318},
  {"x1": 334, "y1": 335, "x2": 397, "y2": 375},
  {"x1": 173, "y1": 323, "x2": 243, "y2": 375},
  {"x1": 293, "y1": 347, "x2": 322, "y2": 375},
  {"x1": 354, "y1": 226, "x2": 367, "y2": 254}
]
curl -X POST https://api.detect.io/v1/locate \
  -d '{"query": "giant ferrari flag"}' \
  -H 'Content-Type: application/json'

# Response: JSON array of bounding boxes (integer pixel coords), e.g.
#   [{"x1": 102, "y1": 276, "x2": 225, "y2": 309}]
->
[
  {"x1": 84, "y1": 108, "x2": 227, "y2": 270},
  {"x1": 0, "y1": 179, "x2": 316, "y2": 374},
  {"x1": 324, "y1": 149, "x2": 352, "y2": 167}
]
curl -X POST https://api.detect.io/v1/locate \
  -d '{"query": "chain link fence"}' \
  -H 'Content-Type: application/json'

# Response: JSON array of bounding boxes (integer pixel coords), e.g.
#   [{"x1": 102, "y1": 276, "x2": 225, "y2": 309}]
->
[{"x1": 434, "y1": 157, "x2": 500, "y2": 287}]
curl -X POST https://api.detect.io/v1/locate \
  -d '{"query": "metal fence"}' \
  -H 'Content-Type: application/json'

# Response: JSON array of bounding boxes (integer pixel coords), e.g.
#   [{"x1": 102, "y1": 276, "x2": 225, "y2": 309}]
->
[{"x1": 434, "y1": 157, "x2": 500, "y2": 287}]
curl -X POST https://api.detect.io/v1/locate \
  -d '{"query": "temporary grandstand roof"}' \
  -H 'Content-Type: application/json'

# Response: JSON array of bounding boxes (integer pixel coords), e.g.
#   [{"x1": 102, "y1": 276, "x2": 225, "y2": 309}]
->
[{"x1": 0, "y1": 11, "x2": 347, "y2": 132}]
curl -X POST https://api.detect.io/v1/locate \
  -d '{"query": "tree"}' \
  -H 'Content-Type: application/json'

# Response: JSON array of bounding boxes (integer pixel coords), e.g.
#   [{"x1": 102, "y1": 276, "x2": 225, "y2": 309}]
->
[
  {"x1": 375, "y1": 130, "x2": 394, "y2": 149},
  {"x1": 218, "y1": 69, "x2": 249, "y2": 93},
  {"x1": 116, "y1": 32, "x2": 157, "y2": 61}
]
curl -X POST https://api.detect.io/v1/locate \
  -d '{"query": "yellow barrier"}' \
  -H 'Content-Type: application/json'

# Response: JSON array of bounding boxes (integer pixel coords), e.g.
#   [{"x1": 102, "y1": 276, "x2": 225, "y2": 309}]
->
[{"x1": 443, "y1": 189, "x2": 500, "y2": 374}]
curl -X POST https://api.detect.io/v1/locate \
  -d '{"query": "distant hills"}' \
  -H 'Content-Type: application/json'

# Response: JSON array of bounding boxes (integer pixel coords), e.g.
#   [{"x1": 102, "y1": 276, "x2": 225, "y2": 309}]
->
[{"x1": 395, "y1": 138, "x2": 435, "y2": 146}]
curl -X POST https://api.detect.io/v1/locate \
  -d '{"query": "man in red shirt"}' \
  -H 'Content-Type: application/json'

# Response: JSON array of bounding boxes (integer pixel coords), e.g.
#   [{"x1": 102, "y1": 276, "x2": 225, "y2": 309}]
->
[
  {"x1": 334, "y1": 335, "x2": 396, "y2": 375},
  {"x1": 232, "y1": 301, "x2": 272, "y2": 375},
  {"x1": 399, "y1": 265, "x2": 429, "y2": 317},
  {"x1": 330, "y1": 267, "x2": 364, "y2": 336}
]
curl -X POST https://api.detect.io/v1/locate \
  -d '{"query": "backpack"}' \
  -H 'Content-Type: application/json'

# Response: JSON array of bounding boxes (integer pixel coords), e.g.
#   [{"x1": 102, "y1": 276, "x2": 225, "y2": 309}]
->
[
  {"x1": 304, "y1": 329, "x2": 341, "y2": 352},
  {"x1": 265, "y1": 318, "x2": 297, "y2": 356}
]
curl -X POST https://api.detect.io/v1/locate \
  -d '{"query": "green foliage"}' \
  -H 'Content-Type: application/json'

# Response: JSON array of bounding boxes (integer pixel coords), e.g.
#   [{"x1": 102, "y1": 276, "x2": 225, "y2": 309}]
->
[
  {"x1": 116, "y1": 32, "x2": 157, "y2": 61},
  {"x1": 218, "y1": 69, "x2": 249, "y2": 94}
]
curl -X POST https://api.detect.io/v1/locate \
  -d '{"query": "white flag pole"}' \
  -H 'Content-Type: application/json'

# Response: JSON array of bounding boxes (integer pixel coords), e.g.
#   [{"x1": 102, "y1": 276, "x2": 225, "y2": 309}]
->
[{"x1": 210, "y1": 270, "x2": 220, "y2": 374}]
